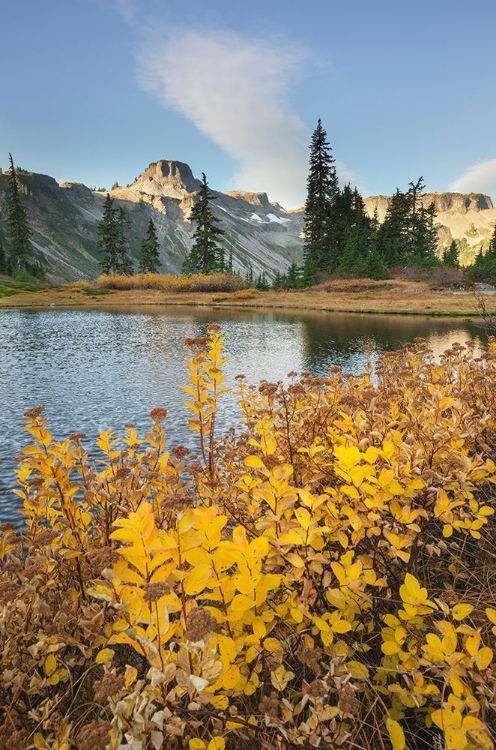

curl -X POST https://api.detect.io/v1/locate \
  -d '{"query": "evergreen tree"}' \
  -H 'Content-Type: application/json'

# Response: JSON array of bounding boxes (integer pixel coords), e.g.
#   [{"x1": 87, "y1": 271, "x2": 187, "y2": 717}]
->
[
  {"x1": 286, "y1": 262, "x2": 302, "y2": 289},
  {"x1": 469, "y1": 223, "x2": 496, "y2": 280},
  {"x1": 139, "y1": 219, "x2": 162, "y2": 274},
  {"x1": 0, "y1": 238, "x2": 8, "y2": 274},
  {"x1": 182, "y1": 173, "x2": 224, "y2": 274},
  {"x1": 97, "y1": 195, "x2": 133, "y2": 274},
  {"x1": 6, "y1": 153, "x2": 36, "y2": 274},
  {"x1": 116, "y1": 207, "x2": 133, "y2": 275},
  {"x1": 377, "y1": 178, "x2": 437, "y2": 267},
  {"x1": 303, "y1": 120, "x2": 338, "y2": 282},
  {"x1": 442, "y1": 239, "x2": 460, "y2": 267}
]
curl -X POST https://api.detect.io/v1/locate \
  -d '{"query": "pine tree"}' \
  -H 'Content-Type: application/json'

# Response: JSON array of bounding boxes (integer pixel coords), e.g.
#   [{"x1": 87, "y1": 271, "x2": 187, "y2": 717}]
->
[
  {"x1": 469, "y1": 223, "x2": 496, "y2": 280},
  {"x1": 182, "y1": 173, "x2": 224, "y2": 275},
  {"x1": 6, "y1": 153, "x2": 36, "y2": 275},
  {"x1": 97, "y1": 196, "x2": 133, "y2": 274},
  {"x1": 442, "y1": 240, "x2": 460, "y2": 267},
  {"x1": 139, "y1": 219, "x2": 162, "y2": 274},
  {"x1": 303, "y1": 120, "x2": 338, "y2": 282},
  {"x1": 0, "y1": 238, "x2": 7, "y2": 274},
  {"x1": 376, "y1": 178, "x2": 437, "y2": 268}
]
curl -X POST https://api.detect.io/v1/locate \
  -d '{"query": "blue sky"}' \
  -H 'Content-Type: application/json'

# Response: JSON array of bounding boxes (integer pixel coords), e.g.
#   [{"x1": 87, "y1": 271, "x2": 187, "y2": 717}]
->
[{"x1": 1, "y1": 0, "x2": 496, "y2": 208}]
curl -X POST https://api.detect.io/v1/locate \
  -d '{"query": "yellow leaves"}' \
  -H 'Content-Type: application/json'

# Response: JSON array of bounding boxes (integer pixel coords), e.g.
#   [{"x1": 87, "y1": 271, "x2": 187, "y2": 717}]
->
[
  {"x1": 486, "y1": 607, "x2": 496, "y2": 635},
  {"x1": 183, "y1": 564, "x2": 212, "y2": 596},
  {"x1": 10, "y1": 326, "x2": 496, "y2": 749},
  {"x1": 244, "y1": 454, "x2": 266, "y2": 469},
  {"x1": 399, "y1": 573, "x2": 437, "y2": 619},
  {"x1": 95, "y1": 648, "x2": 114, "y2": 664},
  {"x1": 44, "y1": 654, "x2": 68, "y2": 686},
  {"x1": 44, "y1": 654, "x2": 57, "y2": 677},
  {"x1": 452, "y1": 603, "x2": 474, "y2": 621},
  {"x1": 189, "y1": 739, "x2": 225, "y2": 750},
  {"x1": 112, "y1": 502, "x2": 157, "y2": 549},
  {"x1": 431, "y1": 700, "x2": 493, "y2": 750},
  {"x1": 270, "y1": 665, "x2": 295, "y2": 692},
  {"x1": 386, "y1": 718, "x2": 406, "y2": 750}
]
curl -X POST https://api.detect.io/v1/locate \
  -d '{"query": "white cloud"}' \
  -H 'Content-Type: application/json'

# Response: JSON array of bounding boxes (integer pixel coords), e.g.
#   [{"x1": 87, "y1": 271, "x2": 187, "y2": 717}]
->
[
  {"x1": 449, "y1": 158, "x2": 496, "y2": 201},
  {"x1": 137, "y1": 29, "x2": 312, "y2": 208}
]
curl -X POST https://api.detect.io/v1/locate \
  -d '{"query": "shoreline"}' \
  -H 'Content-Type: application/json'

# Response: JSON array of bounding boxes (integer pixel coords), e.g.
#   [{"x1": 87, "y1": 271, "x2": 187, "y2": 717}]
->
[{"x1": 0, "y1": 279, "x2": 495, "y2": 318}]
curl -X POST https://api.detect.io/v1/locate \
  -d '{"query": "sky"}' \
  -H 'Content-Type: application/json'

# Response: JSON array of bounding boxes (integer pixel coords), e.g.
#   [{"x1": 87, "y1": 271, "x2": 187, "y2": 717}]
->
[{"x1": 1, "y1": 0, "x2": 496, "y2": 209}]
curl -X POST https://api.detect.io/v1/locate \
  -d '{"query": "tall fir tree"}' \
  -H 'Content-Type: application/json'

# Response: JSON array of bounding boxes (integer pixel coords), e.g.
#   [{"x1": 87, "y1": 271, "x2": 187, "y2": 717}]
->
[
  {"x1": 0, "y1": 238, "x2": 8, "y2": 275},
  {"x1": 377, "y1": 178, "x2": 437, "y2": 267},
  {"x1": 442, "y1": 240, "x2": 460, "y2": 267},
  {"x1": 303, "y1": 120, "x2": 338, "y2": 282},
  {"x1": 182, "y1": 173, "x2": 224, "y2": 274},
  {"x1": 6, "y1": 153, "x2": 36, "y2": 275},
  {"x1": 139, "y1": 219, "x2": 162, "y2": 274},
  {"x1": 116, "y1": 207, "x2": 133, "y2": 275},
  {"x1": 97, "y1": 195, "x2": 133, "y2": 274},
  {"x1": 469, "y1": 223, "x2": 496, "y2": 280}
]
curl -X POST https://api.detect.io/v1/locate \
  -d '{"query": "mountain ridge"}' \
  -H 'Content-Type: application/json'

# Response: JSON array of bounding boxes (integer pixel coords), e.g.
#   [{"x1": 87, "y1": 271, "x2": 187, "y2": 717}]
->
[{"x1": 0, "y1": 159, "x2": 494, "y2": 280}]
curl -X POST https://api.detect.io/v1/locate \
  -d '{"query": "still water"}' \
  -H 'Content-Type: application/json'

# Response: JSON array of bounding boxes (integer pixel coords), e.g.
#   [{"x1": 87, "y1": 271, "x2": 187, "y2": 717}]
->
[{"x1": 0, "y1": 305, "x2": 483, "y2": 524}]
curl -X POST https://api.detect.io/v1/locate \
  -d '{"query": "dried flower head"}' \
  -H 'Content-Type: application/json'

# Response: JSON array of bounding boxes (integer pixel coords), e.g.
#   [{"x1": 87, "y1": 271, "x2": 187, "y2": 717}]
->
[
  {"x1": 77, "y1": 719, "x2": 111, "y2": 750},
  {"x1": 338, "y1": 684, "x2": 361, "y2": 717},
  {"x1": 35, "y1": 529, "x2": 58, "y2": 546},
  {"x1": 85, "y1": 547, "x2": 119, "y2": 574},
  {"x1": 143, "y1": 582, "x2": 171, "y2": 602},
  {"x1": 23, "y1": 406, "x2": 45, "y2": 419},
  {"x1": 93, "y1": 672, "x2": 125, "y2": 703},
  {"x1": 0, "y1": 581, "x2": 20, "y2": 603},
  {"x1": 306, "y1": 678, "x2": 327, "y2": 698},
  {"x1": 172, "y1": 444, "x2": 190, "y2": 460},
  {"x1": 185, "y1": 607, "x2": 217, "y2": 642},
  {"x1": 68, "y1": 432, "x2": 87, "y2": 442},
  {"x1": 150, "y1": 407, "x2": 168, "y2": 422}
]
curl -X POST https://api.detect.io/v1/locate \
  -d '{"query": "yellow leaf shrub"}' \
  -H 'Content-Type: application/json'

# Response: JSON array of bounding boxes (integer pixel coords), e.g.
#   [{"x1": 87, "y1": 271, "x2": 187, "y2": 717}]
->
[{"x1": 0, "y1": 331, "x2": 495, "y2": 749}]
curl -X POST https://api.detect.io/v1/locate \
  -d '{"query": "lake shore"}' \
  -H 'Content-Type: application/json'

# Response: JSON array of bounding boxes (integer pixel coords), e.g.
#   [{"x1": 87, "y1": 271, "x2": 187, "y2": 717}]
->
[{"x1": 1, "y1": 278, "x2": 495, "y2": 317}]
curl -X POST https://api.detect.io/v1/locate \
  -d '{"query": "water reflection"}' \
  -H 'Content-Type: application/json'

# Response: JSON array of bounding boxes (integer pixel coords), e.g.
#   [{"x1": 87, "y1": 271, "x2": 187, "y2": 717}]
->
[{"x1": 0, "y1": 306, "x2": 484, "y2": 524}]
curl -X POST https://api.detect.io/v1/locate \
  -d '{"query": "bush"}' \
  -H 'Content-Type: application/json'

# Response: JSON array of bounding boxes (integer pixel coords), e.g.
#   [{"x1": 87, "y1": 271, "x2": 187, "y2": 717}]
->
[
  {"x1": 1, "y1": 329, "x2": 495, "y2": 749},
  {"x1": 97, "y1": 272, "x2": 249, "y2": 294}
]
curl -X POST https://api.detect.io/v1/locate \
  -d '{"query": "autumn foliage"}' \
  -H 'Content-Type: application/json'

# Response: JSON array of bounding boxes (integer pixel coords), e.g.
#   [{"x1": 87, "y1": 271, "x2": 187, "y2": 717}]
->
[{"x1": 0, "y1": 327, "x2": 495, "y2": 750}]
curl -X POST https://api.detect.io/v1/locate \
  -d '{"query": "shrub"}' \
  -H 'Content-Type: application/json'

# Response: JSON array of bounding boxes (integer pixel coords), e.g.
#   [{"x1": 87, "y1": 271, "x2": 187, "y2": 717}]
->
[
  {"x1": 0, "y1": 330, "x2": 495, "y2": 749},
  {"x1": 97, "y1": 272, "x2": 249, "y2": 294}
]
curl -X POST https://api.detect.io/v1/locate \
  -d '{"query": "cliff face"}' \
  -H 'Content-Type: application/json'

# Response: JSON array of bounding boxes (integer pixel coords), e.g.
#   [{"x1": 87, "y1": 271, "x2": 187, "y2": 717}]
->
[
  {"x1": 364, "y1": 192, "x2": 496, "y2": 265},
  {"x1": 364, "y1": 192, "x2": 494, "y2": 223},
  {"x1": 0, "y1": 161, "x2": 303, "y2": 281},
  {"x1": 1, "y1": 163, "x2": 494, "y2": 281}
]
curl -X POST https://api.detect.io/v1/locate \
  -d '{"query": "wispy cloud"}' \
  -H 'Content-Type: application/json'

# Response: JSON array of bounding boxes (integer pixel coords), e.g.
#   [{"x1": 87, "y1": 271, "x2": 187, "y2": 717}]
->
[
  {"x1": 449, "y1": 158, "x2": 496, "y2": 201},
  {"x1": 137, "y1": 28, "x2": 311, "y2": 207}
]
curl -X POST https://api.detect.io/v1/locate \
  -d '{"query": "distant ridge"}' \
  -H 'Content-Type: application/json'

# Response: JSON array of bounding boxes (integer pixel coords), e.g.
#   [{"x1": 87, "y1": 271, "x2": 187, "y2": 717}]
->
[{"x1": 0, "y1": 160, "x2": 494, "y2": 280}]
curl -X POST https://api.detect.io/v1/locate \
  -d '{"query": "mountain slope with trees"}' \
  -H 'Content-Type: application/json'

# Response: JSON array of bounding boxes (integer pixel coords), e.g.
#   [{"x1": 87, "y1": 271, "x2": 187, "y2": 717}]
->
[{"x1": 0, "y1": 157, "x2": 495, "y2": 282}]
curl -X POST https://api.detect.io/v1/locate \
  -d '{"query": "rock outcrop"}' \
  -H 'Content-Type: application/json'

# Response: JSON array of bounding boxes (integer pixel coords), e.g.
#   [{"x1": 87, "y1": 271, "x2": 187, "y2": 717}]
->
[{"x1": 1, "y1": 161, "x2": 494, "y2": 281}]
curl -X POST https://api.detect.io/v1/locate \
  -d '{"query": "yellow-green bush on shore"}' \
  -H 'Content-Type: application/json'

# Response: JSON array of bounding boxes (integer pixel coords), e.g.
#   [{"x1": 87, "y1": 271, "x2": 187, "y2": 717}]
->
[
  {"x1": 97, "y1": 272, "x2": 250, "y2": 293},
  {"x1": 0, "y1": 329, "x2": 495, "y2": 750}
]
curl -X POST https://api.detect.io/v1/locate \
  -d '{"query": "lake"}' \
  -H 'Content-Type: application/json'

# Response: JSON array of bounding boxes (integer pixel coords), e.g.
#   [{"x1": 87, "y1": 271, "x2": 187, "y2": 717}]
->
[{"x1": 0, "y1": 306, "x2": 484, "y2": 524}]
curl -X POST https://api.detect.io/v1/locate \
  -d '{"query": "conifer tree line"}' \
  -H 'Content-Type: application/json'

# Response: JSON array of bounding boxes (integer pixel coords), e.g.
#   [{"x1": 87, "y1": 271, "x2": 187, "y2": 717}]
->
[
  {"x1": 299, "y1": 120, "x2": 440, "y2": 287},
  {"x1": 2, "y1": 150, "x2": 495, "y2": 284},
  {"x1": 97, "y1": 195, "x2": 163, "y2": 275},
  {"x1": 0, "y1": 154, "x2": 43, "y2": 278}
]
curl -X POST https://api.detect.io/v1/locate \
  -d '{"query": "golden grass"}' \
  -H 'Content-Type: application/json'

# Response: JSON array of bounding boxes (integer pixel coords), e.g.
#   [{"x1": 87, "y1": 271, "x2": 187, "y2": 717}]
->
[{"x1": 0, "y1": 276, "x2": 494, "y2": 318}]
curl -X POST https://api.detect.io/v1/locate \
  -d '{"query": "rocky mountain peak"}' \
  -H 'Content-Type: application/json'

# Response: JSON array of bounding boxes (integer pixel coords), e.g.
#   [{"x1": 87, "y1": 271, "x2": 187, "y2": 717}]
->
[
  {"x1": 364, "y1": 192, "x2": 494, "y2": 223},
  {"x1": 224, "y1": 191, "x2": 271, "y2": 208},
  {"x1": 129, "y1": 160, "x2": 201, "y2": 199}
]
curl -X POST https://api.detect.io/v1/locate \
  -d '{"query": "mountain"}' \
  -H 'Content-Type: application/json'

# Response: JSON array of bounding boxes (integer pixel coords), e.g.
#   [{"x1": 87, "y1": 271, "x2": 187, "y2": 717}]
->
[
  {"x1": 0, "y1": 160, "x2": 304, "y2": 281},
  {"x1": 364, "y1": 192, "x2": 496, "y2": 265},
  {"x1": 1, "y1": 160, "x2": 495, "y2": 281}
]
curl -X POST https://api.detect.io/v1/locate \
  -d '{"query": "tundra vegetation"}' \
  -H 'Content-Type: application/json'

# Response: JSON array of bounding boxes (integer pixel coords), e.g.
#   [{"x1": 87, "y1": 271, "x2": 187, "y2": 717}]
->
[{"x1": 0, "y1": 327, "x2": 495, "y2": 749}]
